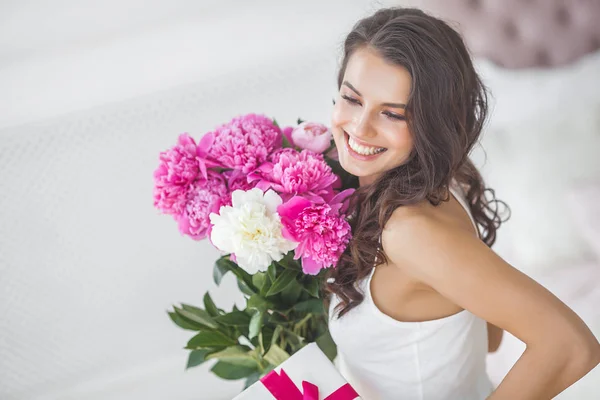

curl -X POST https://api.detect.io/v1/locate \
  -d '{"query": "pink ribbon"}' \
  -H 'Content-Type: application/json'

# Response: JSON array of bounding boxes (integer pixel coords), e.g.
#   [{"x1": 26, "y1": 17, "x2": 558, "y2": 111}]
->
[{"x1": 260, "y1": 369, "x2": 359, "y2": 400}]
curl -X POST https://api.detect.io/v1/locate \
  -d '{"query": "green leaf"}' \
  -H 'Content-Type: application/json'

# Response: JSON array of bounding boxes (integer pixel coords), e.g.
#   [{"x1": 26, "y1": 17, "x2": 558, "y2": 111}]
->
[
  {"x1": 260, "y1": 324, "x2": 281, "y2": 355},
  {"x1": 210, "y1": 361, "x2": 259, "y2": 380},
  {"x1": 259, "y1": 327, "x2": 272, "y2": 355},
  {"x1": 237, "y1": 278, "x2": 256, "y2": 296},
  {"x1": 280, "y1": 279, "x2": 303, "y2": 305},
  {"x1": 303, "y1": 278, "x2": 321, "y2": 298},
  {"x1": 297, "y1": 118, "x2": 305, "y2": 125},
  {"x1": 244, "y1": 371, "x2": 262, "y2": 389},
  {"x1": 186, "y1": 349, "x2": 214, "y2": 369},
  {"x1": 248, "y1": 311, "x2": 263, "y2": 340},
  {"x1": 203, "y1": 292, "x2": 220, "y2": 317},
  {"x1": 246, "y1": 294, "x2": 269, "y2": 311},
  {"x1": 213, "y1": 257, "x2": 230, "y2": 286},
  {"x1": 313, "y1": 315, "x2": 329, "y2": 338},
  {"x1": 267, "y1": 263, "x2": 277, "y2": 282},
  {"x1": 266, "y1": 270, "x2": 297, "y2": 297},
  {"x1": 214, "y1": 256, "x2": 256, "y2": 292},
  {"x1": 291, "y1": 299, "x2": 324, "y2": 314},
  {"x1": 214, "y1": 311, "x2": 251, "y2": 326},
  {"x1": 316, "y1": 329, "x2": 338, "y2": 362},
  {"x1": 263, "y1": 344, "x2": 290, "y2": 367},
  {"x1": 215, "y1": 310, "x2": 250, "y2": 326},
  {"x1": 277, "y1": 252, "x2": 299, "y2": 270},
  {"x1": 205, "y1": 346, "x2": 256, "y2": 368},
  {"x1": 272, "y1": 118, "x2": 279, "y2": 128},
  {"x1": 251, "y1": 272, "x2": 267, "y2": 291},
  {"x1": 174, "y1": 305, "x2": 218, "y2": 329},
  {"x1": 187, "y1": 331, "x2": 238, "y2": 349},
  {"x1": 168, "y1": 311, "x2": 204, "y2": 331},
  {"x1": 268, "y1": 312, "x2": 289, "y2": 325},
  {"x1": 281, "y1": 134, "x2": 293, "y2": 149},
  {"x1": 259, "y1": 274, "x2": 272, "y2": 297}
]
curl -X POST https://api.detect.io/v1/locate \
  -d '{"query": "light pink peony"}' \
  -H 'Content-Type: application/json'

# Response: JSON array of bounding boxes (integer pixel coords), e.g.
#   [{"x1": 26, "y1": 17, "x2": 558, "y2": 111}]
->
[
  {"x1": 199, "y1": 114, "x2": 282, "y2": 174},
  {"x1": 247, "y1": 148, "x2": 339, "y2": 203},
  {"x1": 153, "y1": 133, "x2": 201, "y2": 217},
  {"x1": 291, "y1": 122, "x2": 332, "y2": 154},
  {"x1": 277, "y1": 189, "x2": 354, "y2": 275},
  {"x1": 176, "y1": 171, "x2": 229, "y2": 241}
]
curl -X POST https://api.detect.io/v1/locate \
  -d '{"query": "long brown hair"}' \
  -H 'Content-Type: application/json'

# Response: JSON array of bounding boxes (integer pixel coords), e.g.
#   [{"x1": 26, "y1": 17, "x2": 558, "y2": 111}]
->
[{"x1": 325, "y1": 7, "x2": 510, "y2": 318}]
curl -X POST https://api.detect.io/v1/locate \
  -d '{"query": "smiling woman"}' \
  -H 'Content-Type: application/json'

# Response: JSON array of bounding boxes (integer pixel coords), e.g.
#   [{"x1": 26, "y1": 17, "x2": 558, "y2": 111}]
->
[
  {"x1": 324, "y1": 6, "x2": 600, "y2": 400},
  {"x1": 331, "y1": 46, "x2": 413, "y2": 184}
]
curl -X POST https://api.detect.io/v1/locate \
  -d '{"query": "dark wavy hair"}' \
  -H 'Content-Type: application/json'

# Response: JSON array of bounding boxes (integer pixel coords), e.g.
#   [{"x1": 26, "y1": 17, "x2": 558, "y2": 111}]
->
[{"x1": 325, "y1": 7, "x2": 511, "y2": 318}]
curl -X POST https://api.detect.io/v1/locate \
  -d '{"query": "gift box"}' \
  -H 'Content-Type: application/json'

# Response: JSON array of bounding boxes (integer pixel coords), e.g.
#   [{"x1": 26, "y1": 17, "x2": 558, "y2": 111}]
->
[{"x1": 232, "y1": 343, "x2": 361, "y2": 400}]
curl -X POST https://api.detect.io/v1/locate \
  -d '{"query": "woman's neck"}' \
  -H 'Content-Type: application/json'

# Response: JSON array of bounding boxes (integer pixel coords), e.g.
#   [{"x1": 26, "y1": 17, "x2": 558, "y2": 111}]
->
[{"x1": 359, "y1": 174, "x2": 379, "y2": 187}]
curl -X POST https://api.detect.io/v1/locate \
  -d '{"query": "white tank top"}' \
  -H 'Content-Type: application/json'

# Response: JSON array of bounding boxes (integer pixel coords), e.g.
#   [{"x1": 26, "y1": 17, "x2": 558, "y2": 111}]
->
[{"x1": 328, "y1": 180, "x2": 494, "y2": 400}]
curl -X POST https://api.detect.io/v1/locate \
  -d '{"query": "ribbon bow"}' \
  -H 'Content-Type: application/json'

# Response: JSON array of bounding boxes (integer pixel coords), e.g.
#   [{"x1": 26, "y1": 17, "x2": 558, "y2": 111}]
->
[{"x1": 260, "y1": 369, "x2": 359, "y2": 400}]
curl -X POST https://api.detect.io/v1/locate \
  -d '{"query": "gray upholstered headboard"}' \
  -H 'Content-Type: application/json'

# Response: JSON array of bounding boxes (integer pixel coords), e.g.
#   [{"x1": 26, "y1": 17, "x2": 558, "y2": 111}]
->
[{"x1": 414, "y1": 0, "x2": 600, "y2": 68}]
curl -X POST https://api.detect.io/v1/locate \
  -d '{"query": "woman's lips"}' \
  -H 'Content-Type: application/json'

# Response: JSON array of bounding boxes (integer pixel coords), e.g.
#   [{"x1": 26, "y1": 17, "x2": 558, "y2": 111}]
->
[{"x1": 343, "y1": 130, "x2": 387, "y2": 161}]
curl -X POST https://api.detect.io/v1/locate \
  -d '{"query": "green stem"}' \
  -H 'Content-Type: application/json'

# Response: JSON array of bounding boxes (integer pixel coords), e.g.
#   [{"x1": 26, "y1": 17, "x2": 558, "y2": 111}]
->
[{"x1": 296, "y1": 313, "x2": 312, "y2": 329}]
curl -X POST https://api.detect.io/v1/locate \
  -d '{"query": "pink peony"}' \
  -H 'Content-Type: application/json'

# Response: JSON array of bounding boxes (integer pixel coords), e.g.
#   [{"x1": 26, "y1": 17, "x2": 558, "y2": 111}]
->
[
  {"x1": 248, "y1": 148, "x2": 339, "y2": 203},
  {"x1": 153, "y1": 133, "x2": 201, "y2": 216},
  {"x1": 195, "y1": 132, "x2": 222, "y2": 180},
  {"x1": 277, "y1": 190, "x2": 354, "y2": 275},
  {"x1": 222, "y1": 169, "x2": 256, "y2": 205},
  {"x1": 176, "y1": 171, "x2": 229, "y2": 241},
  {"x1": 291, "y1": 122, "x2": 332, "y2": 154},
  {"x1": 199, "y1": 114, "x2": 282, "y2": 174}
]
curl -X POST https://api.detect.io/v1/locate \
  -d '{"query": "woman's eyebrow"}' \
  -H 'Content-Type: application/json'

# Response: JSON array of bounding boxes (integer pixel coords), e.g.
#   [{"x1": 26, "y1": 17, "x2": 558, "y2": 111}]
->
[{"x1": 342, "y1": 80, "x2": 406, "y2": 109}]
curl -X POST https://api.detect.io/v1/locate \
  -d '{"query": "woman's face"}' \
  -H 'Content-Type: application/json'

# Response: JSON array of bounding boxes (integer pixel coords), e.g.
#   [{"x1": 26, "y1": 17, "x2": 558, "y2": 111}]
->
[{"x1": 331, "y1": 47, "x2": 413, "y2": 186}]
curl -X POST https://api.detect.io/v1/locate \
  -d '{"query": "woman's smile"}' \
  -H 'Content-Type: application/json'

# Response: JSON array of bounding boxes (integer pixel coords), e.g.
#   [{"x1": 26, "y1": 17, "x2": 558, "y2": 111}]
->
[{"x1": 344, "y1": 129, "x2": 388, "y2": 160}]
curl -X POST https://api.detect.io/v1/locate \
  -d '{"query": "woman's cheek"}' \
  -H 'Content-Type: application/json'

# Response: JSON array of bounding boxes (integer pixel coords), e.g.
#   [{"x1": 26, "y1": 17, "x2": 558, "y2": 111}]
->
[
  {"x1": 390, "y1": 128, "x2": 414, "y2": 155},
  {"x1": 331, "y1": 101, "x2": 345, "y2": 128},
  {"x1": 330, "y1": 105, "x2": 346, "y2": 143}
]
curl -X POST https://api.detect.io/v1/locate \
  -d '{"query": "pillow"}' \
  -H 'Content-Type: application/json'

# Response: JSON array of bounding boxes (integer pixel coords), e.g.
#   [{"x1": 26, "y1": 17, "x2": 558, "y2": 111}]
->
[
  {"x1": 567, "y1": 181, "x2": 600, "y2": 260},
  {"x1": 473, "y1": 50, "x2": 600, "y2": 130},
  {"x1": 471, "y1": 100, "x2": 600, "y2": 270}
]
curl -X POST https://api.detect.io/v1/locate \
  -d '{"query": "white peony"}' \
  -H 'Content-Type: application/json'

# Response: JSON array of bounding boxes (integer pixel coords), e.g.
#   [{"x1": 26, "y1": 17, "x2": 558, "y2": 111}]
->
[{"x1": 209, "y1": 188, "x2": 298, "y2": 274}]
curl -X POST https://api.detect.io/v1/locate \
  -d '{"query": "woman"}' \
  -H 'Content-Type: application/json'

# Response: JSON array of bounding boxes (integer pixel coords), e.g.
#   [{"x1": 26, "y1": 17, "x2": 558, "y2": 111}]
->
[{"x1": 325, "y1": 7, "x2": 600, "y2": 400}]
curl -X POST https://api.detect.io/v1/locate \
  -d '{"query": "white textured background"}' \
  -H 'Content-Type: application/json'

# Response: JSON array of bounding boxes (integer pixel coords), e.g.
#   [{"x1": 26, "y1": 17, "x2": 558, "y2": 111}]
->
[{"x1": 1, "y1": 1, "x2": 599, "y2": 399}]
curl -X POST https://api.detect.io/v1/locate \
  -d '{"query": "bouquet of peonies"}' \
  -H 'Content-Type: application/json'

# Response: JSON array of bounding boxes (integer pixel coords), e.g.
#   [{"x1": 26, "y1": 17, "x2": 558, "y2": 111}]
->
[{"x1": 153, "y1": 113, "x2": 357, "y2": 389}]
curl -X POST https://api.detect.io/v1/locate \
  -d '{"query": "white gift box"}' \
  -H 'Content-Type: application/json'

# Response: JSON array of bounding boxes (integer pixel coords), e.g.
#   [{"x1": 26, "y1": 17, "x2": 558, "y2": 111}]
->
[{"x1": 232, "y1": 343, "x2": 360, "y2": 400}]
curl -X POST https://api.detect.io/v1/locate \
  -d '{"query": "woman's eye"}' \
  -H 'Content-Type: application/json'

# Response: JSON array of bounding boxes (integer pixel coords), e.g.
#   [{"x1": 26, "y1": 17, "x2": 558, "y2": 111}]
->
[
  {"x1": 341, "y1": 94, "x2": 405, "y2": 121},
  {"x1": 383, "y1": 112, "x2": 405, "y2": 121},
  {"x1": 341, "y1": 95, "x2": 360, "y2": 105}
]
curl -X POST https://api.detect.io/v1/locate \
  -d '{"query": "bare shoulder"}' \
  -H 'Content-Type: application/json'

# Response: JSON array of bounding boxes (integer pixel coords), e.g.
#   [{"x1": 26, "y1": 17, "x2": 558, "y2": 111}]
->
[
  {"x1": 381, "y1": 202, "x2": 596, "y2": 358},
  {"x1": 384, "y1": 203, "x2": 436, "y2": 231},
  {"x1": 380, "y1": 204, "x2": 477, "y2": 280},
  {"x1": 382, "y1": 203, "x2": 456, "y2": 246}
]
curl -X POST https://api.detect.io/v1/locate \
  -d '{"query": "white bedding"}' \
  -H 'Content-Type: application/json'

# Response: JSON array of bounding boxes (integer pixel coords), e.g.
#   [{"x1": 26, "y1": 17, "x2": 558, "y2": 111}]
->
[{"x1": 1, "y1": 1, "x2": 599, "y2": 399}]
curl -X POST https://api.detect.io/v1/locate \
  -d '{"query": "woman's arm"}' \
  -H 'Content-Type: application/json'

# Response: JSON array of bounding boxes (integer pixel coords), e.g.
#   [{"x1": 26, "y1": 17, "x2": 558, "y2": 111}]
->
[{"x1": 381, "y1": 209, "x2": 600, "y2": 400}]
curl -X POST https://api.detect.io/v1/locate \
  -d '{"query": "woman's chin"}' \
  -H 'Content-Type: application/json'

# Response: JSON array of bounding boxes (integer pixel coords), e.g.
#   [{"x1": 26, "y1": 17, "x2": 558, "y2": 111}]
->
[{"x1": 339, "y1": 161, "x2": 378, "y2": 182}]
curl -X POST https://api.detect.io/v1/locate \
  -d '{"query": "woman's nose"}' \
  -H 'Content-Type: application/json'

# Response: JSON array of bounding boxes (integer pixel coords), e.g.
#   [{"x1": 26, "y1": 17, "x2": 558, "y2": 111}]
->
[{"x1": 353, "y1": 111, "x2": 375, "y2": 138}]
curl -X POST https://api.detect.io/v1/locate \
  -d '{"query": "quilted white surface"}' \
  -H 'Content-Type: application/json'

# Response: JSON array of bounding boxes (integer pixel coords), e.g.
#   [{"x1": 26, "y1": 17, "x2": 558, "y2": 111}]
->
[
  {"x1": 0, "y1": 1, "x2": 386, "y2": 399},
  {"x1": 1, "y1": 1, "x2": 599, "y2": 399}
]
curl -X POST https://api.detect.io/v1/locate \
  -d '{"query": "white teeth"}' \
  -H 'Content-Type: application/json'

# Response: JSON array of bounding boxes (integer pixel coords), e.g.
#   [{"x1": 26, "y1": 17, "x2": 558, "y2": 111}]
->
[{"x1": 348, "y1": 135, "x2": 386, "y2": 156}]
